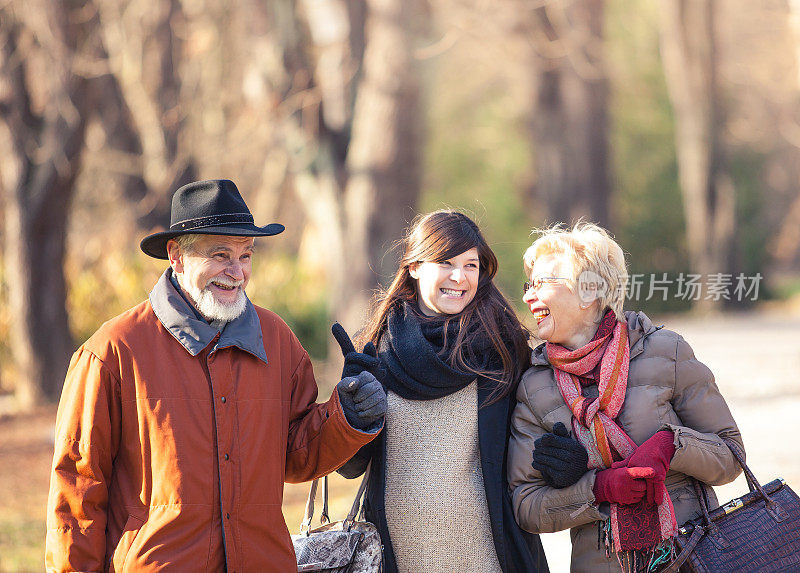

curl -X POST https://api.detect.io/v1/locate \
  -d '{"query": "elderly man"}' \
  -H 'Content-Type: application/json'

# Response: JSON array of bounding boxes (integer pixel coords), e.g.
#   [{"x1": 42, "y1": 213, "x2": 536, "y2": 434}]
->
[{"x1": 45, "y1": 179, "x2": 386, "y2": 572}]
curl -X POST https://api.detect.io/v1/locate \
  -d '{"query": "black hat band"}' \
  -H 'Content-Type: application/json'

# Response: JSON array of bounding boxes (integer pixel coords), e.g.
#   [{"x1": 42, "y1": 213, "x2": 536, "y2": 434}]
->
[{"x1": 173, "y1": 212, "x2": 254, "y2": 231}]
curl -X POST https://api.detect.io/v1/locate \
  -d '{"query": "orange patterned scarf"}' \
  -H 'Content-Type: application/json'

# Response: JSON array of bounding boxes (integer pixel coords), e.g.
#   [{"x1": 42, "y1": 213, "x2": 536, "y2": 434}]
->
[
  {"x1": 547, "y1": 311, "x2": 676, "y2": 572},
  {"x1": 547, "y1": 312, "x2": 635, "y2": 468}
]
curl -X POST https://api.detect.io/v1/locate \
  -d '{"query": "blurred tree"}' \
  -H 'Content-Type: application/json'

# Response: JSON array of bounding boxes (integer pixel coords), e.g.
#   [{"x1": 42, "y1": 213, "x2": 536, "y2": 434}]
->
[
  {"x1": 526, "y1": 0, "x2": 611, "y2": 228},
  {"x1": 267, "y1": 0, "x2": 421, "y2": 337},
  {"x1": 0, "y1": 0, "x2": 101, "y2": 408},
  {"x1": 340, "y1": 0, "x2": 422, "y2": 326},
  {"x1": 92, "y1": 74, "x2": 151, "y2": 224},
  {"x1": 95, "y1": 0, "x2": 197, "y2": 227},
  {"x1": 772, "y1": 0, "x2": 800, "y2": 268},
  {"x1": 657, "y1": 0, "x2": 735, "y2": 310},
  {"x1": 3, "y1": 0, "x2": 798, "y2": 410}
]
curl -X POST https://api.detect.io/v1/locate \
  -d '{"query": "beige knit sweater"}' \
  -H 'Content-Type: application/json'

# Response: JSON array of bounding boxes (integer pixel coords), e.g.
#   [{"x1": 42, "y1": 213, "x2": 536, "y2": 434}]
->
[{"x1": 384, "y1": 382, "x2": 503, "y2": 573}]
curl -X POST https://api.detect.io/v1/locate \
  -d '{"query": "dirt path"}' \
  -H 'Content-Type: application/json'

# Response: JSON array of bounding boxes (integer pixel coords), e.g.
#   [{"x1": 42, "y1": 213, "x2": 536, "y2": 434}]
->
[{"x1": 540, "y1": 310, "x2": 800, "y2": 572}]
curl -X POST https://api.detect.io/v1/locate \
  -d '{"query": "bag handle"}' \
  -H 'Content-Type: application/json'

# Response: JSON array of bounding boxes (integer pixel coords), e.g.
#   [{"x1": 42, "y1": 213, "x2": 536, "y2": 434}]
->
[
  {"x1": 717, "y1": 438, "x2": 783, "y2": 519},
  {"x1": 722, "y1": 438, "x2": 763, "y2": 497},
  {"x1": 684, "y1": 438, "x2": 777, "y2": 534},
  {"x1": 298, "y1": 463, "x2": 372, "y2": 535},
  {"x1": 343, "y1": 461, "x2": 372, "y2": 529},
  {"x1": 660, "y1": 523, "x2": 705, "y2": 573},
  {"x1": 688, "y1": 476, "x2": 713, "y2": 528},
  {"x1": 660, "y1": 436, "x2": 785, "y2": 572},
  {"x1": 299, "y1": 478, "x2": 320, "y2": 534}
]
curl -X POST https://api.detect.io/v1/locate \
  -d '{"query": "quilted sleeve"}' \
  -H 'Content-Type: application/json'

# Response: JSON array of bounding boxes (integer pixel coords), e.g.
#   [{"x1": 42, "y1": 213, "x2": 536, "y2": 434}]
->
[
  {"x1": 508, "y1": 377, "x2": 605, "y2": 533},
  {"x1": 664, "y1": 337, "x2": 744, "y2": 486}
]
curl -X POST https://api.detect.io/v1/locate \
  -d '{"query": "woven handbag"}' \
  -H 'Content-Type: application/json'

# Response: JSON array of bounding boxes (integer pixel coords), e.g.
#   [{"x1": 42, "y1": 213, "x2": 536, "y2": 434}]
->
[
  {"x1": 662, "y1": 439, "x2": 800, "y2": 572},
  {"x1": 292, "y1": 466, "x2": 383, "y2": 573}
]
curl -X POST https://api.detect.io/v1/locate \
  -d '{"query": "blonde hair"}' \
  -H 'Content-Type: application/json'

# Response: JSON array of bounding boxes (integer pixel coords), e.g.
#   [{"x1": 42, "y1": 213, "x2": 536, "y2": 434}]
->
[{"x1": 523, "y1": 221, "x2": 628, "y2": 320}]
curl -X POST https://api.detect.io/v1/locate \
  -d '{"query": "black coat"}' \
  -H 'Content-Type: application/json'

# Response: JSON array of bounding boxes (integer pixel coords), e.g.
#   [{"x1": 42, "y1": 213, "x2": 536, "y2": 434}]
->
[{"x1": 338, "y1": 383, "x2": 549, "y2": 573}]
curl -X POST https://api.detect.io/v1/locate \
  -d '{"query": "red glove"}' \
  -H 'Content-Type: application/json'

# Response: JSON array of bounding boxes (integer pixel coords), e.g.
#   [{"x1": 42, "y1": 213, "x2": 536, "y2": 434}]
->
[
  {"x1": 626, "y1": 430, "x2": 676, "y2": 505},
  {"x1": 593, "y1": 465, "x2": 655, "y2": 505}
]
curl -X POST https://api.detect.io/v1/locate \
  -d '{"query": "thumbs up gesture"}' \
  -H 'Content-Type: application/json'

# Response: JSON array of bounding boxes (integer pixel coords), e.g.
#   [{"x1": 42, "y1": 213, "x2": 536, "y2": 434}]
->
[
  {"x1": 336, "y1": 371, "x2": 386, "y2": 430},
  {"x1": 331, "y1": 322, "x2": 384, "y2": 382},
  {"x1": 332, "y1": 323, "x2": 386, "y2": 431}
]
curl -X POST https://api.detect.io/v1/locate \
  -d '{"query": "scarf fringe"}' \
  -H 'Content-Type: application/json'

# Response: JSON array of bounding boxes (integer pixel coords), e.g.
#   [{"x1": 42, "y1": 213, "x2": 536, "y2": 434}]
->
[{"x1": 599, "y1": 519, "x2": 676, "y2": 573}]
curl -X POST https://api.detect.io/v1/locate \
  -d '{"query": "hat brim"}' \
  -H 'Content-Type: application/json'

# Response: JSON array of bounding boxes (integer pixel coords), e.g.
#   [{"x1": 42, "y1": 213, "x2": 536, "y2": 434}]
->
[{"x1": 140, "y1": 223, "x2": 285, "y2": 259}]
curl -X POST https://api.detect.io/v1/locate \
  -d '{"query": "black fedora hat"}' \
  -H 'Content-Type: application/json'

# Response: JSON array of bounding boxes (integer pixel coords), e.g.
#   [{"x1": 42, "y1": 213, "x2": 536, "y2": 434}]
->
[{"x1": 140, "y1": 179, "x2": 284, "y2": 259}]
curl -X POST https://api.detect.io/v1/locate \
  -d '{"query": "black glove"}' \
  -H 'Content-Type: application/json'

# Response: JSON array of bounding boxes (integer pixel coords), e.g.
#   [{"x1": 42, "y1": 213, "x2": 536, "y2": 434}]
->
[
  {"x1": 332, "y1": 322, "x2": 384, "y2": 382},
  {"x1": 337, "y1": 371, "x2": 387, "y2": 431},
  {"x1": 532, "y1": 421, "x2": 589, "y2": 489}
]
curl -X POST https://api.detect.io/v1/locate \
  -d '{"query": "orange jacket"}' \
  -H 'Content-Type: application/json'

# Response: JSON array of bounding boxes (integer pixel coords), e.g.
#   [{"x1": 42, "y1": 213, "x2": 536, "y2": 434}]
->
[{"x1": 46, "y1": 271, "x2": 378, "y2": 572}]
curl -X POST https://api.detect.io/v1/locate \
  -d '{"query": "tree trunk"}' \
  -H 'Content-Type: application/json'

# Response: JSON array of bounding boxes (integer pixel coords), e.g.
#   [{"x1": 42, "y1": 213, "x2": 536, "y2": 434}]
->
[
  {"x1": 0, "y1": 3, "x2": 96, "y2": 408},
  {"x1": 658, "y1": 0, "x2": 735, "y2": 311},
  {"x1": 5, "y1": 153, "x2": 85, "y2": 407},
  {"x1": 268, "y1": 0, "x2": 421, "y2": 343},
  {"x1": 771, "y1": 0, "x2": 800, "y2": 267},
  {"x1": 339, "y1": 0, "x2": 421, "y2": 330},
  {"x1": 529, "y1": 0, "x2": 610, "y2": 228},
  {"x1": 95, "y1": 0, "x2": 196, "y2": 229}
]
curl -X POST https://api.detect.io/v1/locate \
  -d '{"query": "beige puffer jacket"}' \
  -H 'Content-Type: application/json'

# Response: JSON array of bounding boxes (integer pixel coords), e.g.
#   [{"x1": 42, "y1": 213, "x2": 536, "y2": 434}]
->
[{"x1": 508, "y1": 311, "x2": 743, "y2": 573}]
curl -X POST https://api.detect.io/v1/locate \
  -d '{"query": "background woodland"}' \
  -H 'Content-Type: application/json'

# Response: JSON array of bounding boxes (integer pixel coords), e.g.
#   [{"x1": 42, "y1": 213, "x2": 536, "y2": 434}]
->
[{"x1": 2, "y1": 0, "x2": 800, "y2": 411}]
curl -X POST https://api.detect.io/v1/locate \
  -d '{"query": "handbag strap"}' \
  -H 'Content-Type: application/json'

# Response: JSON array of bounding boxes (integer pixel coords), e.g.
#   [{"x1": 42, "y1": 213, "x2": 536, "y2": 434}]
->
[
  {"x1": 299, "y1": 478, "x2": 319, "y2": 534},
  {"x1": 685, "y1": 438, "x2": 772, "y2": 529},
  {"x1": 661, "y1": 437, "x2": 784, "y2": 571},
  {"x1": 660, "y1": 524, "x2": 705, "y2": 573},
  {"x1": 343, "y1": 461, "x2": 372, "y2": 528},
  {"x1": 298, "y1": 463, "x2": 372, "y2": 535},
  {"x1": 722, "y1": 438, "x2": 760, "y2": 495},
  {"x1": 691, "y1": 477, "x2": 713, "y2": 527},
  {"x1": 720, "y1": 437, "x2": 784, "y2": 516}
]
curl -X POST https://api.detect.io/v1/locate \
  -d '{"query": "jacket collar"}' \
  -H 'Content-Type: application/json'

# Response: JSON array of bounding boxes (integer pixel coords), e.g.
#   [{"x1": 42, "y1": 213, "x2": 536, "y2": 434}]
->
[
  {"x1": 624, "y1": 310, "x2": 662, "y2": 358},
  {"x1": 529, "y1": 310, "x2": 662, "y2": 366},
  {"x1": 149, "y1": 269, "x2": 268, "y2": 364}
]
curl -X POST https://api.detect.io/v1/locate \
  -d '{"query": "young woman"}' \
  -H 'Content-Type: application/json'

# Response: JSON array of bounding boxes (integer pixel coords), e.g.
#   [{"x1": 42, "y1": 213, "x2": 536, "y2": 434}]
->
[
  {"x1": 336, "y1": 210, "x2": 549, "y2": 573},
  {"x1": 508, "y1": 222, "x2": 743, "y2": 572}
]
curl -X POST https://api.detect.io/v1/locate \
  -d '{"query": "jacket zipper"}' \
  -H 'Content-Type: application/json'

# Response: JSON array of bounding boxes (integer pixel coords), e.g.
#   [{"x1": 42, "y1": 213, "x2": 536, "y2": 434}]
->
[{"x1": 546, "y1": 501, "x2": 586, "y2": 514}]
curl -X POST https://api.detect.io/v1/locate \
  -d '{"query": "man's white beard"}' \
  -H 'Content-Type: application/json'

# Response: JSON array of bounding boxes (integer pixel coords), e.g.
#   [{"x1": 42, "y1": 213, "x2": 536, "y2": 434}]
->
[{"x1": 178, "y1": 275, "x2": 247, "y2": 322}]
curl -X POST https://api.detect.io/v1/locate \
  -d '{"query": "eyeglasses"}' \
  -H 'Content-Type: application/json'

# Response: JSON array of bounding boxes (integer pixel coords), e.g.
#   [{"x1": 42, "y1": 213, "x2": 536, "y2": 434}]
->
[{"x1": 523, "y1": 276, "x2": 571, "y2": 294}]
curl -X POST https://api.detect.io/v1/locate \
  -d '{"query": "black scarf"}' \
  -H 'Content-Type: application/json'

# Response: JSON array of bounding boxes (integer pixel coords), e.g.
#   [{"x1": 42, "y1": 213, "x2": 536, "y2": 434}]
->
[{"x1": 379, "y1": 302, "x2": 501, "y2": 400}]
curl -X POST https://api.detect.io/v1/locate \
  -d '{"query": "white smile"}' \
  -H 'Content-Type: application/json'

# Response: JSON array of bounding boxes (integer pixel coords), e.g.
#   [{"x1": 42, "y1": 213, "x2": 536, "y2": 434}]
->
[
  {"x1": 533, "y1": 308, "x2": 550, "y2": 322},
  {"x1": 208, "y1": 279, "x2": 243, "y2": 292},
  {"x1": 440, "y1": 288, "x2": 465, "y2": 297}
]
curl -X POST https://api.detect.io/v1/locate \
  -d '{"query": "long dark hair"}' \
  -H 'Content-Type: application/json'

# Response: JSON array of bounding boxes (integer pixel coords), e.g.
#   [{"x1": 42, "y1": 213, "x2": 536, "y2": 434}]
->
[{"x1": 358, "y1": 210, "x2": 530, "y2": 404}]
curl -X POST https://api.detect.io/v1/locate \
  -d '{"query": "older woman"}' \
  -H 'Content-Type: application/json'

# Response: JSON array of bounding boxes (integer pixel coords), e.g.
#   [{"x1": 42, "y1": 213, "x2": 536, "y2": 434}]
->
[{"x1": 508, "y1": 222, "x2": 744, "y2": 573}]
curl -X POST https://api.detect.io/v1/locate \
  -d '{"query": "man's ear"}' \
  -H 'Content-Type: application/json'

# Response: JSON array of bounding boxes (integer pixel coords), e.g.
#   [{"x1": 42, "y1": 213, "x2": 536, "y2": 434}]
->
[{"x1": 166, "y1": 240, "x2": 184, "y2": 274}]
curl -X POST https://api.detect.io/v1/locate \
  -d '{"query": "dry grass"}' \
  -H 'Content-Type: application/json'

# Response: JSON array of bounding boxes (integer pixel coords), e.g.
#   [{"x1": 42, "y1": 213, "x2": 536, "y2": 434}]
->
[
  {"x1": 0, "y1": 407, "x2": 56, "y2": 573},
  {"x1": 0, "y1": 407, "x2": 361, "y2": 573}
]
